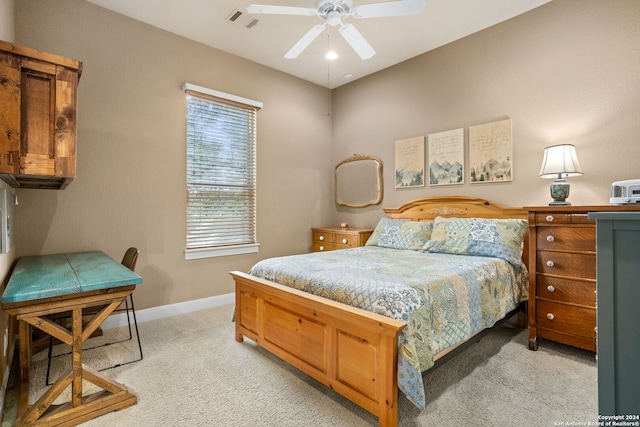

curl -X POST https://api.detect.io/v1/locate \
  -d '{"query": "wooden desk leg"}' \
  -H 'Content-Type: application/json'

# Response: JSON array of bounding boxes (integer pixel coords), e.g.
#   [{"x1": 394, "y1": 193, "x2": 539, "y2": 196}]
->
[
  {"x1": 17, "y1": 320, "x2": 31, "y2": 418},
  {"x1": 72, "y1": 307, "x2": 83, "y2": 407},
  {"x1": 14, "y1": 294, "x2": 138, "y2": 426}
]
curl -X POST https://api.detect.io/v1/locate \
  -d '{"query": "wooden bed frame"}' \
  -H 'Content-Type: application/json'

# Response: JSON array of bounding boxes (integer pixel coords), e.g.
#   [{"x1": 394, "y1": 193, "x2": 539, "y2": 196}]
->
[{"x1": 231, "y1": 196, "x2": 529, "y2": 427}]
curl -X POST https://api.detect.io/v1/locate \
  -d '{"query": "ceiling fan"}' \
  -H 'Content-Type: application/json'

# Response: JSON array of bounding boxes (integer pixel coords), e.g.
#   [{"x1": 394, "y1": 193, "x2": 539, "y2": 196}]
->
[{"x1": 247, "y1": 0, "x2": 424, "y2": 60}]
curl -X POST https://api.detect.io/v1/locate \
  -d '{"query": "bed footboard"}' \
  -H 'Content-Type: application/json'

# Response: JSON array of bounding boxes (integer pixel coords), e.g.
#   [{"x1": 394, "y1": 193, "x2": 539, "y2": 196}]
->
[{"x1": 231, "y1": 271, "x2": 406, "y2": 427}]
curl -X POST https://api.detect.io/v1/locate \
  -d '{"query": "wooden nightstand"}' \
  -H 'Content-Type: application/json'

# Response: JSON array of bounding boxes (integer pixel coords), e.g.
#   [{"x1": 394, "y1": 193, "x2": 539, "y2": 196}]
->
[
  {"x1": 311, "y1": 226, "x2": 373, "y2": 252},
  {"x1": 527, "y1": 205, "x2": 640, "y2": 352}
]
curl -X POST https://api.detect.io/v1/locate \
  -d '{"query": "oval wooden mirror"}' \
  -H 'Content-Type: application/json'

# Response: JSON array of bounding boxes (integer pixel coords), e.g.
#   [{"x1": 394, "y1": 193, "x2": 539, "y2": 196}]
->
[{"x1": 335, "y1": 154, "x2": 383, "y2": 208}]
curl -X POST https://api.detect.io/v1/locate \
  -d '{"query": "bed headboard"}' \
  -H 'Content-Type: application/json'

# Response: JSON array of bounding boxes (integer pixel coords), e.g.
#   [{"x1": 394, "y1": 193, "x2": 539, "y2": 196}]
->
[{"x1": 383, "y1": 196, "x2": 529, "y2": 271}]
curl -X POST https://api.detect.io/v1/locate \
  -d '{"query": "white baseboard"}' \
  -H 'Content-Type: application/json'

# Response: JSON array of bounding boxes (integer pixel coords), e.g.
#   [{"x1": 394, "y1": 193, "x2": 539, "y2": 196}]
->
[{"x1": 102, "y1": 292, "x2": 235, "y2": 330}]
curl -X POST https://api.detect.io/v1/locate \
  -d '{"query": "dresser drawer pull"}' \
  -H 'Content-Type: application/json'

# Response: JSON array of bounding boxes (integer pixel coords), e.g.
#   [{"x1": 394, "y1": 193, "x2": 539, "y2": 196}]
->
[
  {"x1": 547, "y1": 313, "x2": 555, "y2": 321},
  {"x1": 546, "y1": 260, "x2": 555, "y2": 267},
  {"x1": 546, "y1": 235, "x2": 555, "y2": 242},
  {"x1": 546, "y1": 285, "x2": 555, "y2": 293},
  {"x1": 319, "y1": 235, "x2": 325, "y2": 241},
  {"x1": 319, "y1": 245, "x2": 325, "y2": 251},
  {"x1": 342, "y1": 238, "x2": 348, "y2": 244},
  {"x1": 546, "y1": 215, "x2": 554, "y2": 222}
]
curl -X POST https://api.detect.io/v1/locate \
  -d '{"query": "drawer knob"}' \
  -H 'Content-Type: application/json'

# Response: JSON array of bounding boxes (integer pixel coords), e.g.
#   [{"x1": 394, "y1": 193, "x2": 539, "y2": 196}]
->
[
  {"x1": 342, "y1": 238, "x2": 348, "y2": 244},
  {"x1": 547, "y1": 313, "x2": 555, "y2": 321},
  {"x1": 546, "y1": 260, "x2": 555, "y2": 267},
  {"x1": 545, "y1": 215, "x2": 554, "y2": 222},
  {"x1": 546, "y1": 235, "x2": 555, "y2": 242},
  {"x1": 546, "y1": 285, "x2": 555, "y2": 293},
  {"x1": 319, "y1": 246, "x2": 325, "y2": 251},
  {"x1": 319, "y1": 235, "x2": 324, "y2": 241}
]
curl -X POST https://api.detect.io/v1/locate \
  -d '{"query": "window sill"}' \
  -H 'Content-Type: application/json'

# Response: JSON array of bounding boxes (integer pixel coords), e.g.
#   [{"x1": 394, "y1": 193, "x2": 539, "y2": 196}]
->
[{"x1": 185, "y1": 243, "x2": 260, "y2": 260}]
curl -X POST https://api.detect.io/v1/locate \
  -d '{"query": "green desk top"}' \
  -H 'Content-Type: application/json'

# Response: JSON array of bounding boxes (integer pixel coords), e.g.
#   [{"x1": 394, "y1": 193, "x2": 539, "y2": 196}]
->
[{"x1": 2, "y1": 251, "x2": 142, "y2": 304}]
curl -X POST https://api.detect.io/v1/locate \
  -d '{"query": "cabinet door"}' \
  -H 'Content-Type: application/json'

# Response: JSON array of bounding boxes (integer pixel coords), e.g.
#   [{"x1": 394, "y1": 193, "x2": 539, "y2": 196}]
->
[{"x1": 19, "y1": 57, "x2": 77, "y2": 179}]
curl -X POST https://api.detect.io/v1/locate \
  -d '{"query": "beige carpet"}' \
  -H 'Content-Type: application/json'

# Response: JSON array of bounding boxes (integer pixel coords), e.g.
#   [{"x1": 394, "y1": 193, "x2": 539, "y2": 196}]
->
[{"x1": 3, "y1": 304, "x2": 597, "y2": 426}]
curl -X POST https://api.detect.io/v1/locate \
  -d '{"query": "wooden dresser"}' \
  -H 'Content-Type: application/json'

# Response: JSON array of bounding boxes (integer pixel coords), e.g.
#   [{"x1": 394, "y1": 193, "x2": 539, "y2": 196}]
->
[
  {"x1": 527, "y1": 205, "x2": 640, "y2": 352},
  {"x1": 311, "y1": 226, "x2": 373, "y2": 252}
]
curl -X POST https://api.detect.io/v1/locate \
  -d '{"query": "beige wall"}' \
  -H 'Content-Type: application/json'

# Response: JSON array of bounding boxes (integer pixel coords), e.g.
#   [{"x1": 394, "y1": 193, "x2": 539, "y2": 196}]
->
[
  {"x1": 8, "y1": 0, "x2": 640, "y2": 313},
  {"x1": 13, "y1": 0, "x2": 334, "y2": 309},
  {"x1": 332, "y1": 0, "x2": 640, "y2": 228},
  {"x1": 0, "y1": 0, "x2": 13, "y2": 42}
]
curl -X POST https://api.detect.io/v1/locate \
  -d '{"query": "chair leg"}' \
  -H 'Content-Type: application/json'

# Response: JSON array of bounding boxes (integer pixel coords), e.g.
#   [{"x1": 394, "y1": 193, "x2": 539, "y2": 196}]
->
[
  {"x1": 124, "y1": 298, "x2": 133, "y2": 341},
  {"x1": 96, "y1": 295, "x2": 142, "y2": 371},
  {"x1": 45, "y1": 335, "x2": 54, "y2": 386},
  {"x1": 129, "y1": 295, "x2": 143, "y2": 361}
]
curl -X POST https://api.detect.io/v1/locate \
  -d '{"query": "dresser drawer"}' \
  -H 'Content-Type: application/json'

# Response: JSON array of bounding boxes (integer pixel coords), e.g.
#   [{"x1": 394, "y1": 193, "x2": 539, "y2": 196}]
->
[
  {"x1": 536, "y1": 250, "x2": 596, "y2": 279},
  {"x1": 535, "y1": 213, "x2": 593, "y2": 225},
  {"x1": 536, "y1": 226, "x2": 595, "y2": 252},
  {"x1": 536, "y1": 300, "x2": 596, "y2": 339},
  {"x1": 536, "y1": 277, "x2": 596, "y2": 307},
  {"x1": 312, "y1": 231, "x2": 334, "y2": 244},
  {"x1": 535, "y1": 213, "x2": 570, "y2": 224}
]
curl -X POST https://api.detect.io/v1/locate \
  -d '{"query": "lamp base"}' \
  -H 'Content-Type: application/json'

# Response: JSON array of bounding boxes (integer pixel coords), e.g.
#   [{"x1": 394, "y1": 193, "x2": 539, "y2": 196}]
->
[{"x1": 549, "y1": 179, "x2": 571, "y2": 206}]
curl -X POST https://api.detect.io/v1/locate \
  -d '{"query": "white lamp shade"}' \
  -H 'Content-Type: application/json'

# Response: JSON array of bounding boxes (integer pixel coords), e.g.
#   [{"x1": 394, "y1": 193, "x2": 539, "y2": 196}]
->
[{"x1": 539, "y1": 144, "x2": 584, "y2": 179}]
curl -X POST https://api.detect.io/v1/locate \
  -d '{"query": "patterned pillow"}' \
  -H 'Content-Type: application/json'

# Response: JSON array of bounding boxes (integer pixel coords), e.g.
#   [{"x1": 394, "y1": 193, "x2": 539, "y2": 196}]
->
[
  {"x1": 366, "y1": 218, "x2": 433, "y2": 250},
  {"x1": 422, "y1": 216, "x2": 528, "y2": 267}
]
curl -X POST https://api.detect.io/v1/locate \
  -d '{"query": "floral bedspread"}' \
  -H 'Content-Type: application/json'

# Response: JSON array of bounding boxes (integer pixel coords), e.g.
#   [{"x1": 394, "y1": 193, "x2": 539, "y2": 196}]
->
[{"x1": 248, "y1": 246, "x2": 528, "y2": 409}]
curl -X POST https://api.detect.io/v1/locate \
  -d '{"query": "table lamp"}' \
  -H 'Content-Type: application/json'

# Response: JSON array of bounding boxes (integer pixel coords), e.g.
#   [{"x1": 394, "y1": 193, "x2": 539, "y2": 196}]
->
[{"x1": 539, "y1": 144, "x2": 583, "y2": 205}]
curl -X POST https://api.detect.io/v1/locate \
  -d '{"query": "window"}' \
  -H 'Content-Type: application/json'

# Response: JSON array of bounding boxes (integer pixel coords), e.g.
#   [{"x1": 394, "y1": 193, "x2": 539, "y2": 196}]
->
[{"x1": 183, "y1": 83, "x2": 262, "y2": 259}]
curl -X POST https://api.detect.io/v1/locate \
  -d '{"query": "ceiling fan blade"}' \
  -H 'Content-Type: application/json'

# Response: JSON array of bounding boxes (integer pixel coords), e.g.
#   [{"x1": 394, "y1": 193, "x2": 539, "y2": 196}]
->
[
  {"x1": 352, "y1": 0, "x2": 424, "y2": 19},
  {"x1": 339, "y1": 24, "x2": 376, "y2": 60},
  {"x1": 247, "y1": 4, "x2": 317, "y2": 16},
  {"x1": 285, "y1": 24, "x2": 326, "y2": 59}
]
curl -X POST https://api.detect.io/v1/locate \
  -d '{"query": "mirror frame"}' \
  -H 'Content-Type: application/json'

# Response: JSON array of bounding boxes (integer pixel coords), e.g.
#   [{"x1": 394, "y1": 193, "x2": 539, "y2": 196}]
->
[{"x1": 334, "y1": 154, "x2": 383, "y2": 208}]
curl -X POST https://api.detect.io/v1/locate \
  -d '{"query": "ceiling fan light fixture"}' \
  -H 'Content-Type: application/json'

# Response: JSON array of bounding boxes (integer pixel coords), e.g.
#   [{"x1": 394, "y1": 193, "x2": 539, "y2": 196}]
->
[
  {"x1": 325, "y1": 51, "x2": 338, "y2": 60},
  {"x1": 326, "y1": 10, "x2": 342, "y2": 26}
]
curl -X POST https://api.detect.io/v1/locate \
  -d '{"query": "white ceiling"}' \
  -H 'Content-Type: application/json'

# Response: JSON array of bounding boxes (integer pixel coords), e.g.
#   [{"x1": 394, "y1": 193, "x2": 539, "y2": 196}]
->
[{"x1": 86, "y1": 0, "x2": 551, "y2": 88}]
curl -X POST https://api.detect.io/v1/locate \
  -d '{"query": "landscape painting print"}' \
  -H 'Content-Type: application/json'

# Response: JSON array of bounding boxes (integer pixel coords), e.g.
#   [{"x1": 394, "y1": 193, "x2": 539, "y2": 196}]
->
[
  {"x1": 428, "y1": 128, "x2": 464, "y2": 186},
  {"x1": 469, "y1": 119, "x2": 513, "y2": 183},
  {"x1": 395, "y1": 136, "x2": 425, "y2": 188}
]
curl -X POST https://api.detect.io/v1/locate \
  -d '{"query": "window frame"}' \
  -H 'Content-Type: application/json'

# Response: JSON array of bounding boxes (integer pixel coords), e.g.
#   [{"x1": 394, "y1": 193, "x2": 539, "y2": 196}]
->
[{"x1": 182, "y1": 83, "x2": 262, "y2": 260}]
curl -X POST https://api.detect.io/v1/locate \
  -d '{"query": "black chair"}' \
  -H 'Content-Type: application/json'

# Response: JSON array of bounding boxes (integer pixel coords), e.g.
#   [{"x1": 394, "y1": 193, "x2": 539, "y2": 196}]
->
[{"x1": 46, "y1": 247, "x2": 143, "y2": 385}]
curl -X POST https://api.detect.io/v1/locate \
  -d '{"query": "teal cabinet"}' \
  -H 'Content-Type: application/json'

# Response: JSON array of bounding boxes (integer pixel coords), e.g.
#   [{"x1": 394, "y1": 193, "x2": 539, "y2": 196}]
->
[{"x1": 589, "y1": 212, "x2": 640, "y2": 417}]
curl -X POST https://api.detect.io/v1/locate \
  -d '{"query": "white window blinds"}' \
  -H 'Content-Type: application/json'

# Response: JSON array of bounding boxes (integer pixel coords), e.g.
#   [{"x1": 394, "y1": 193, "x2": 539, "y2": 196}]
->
[{"x1": 183, "y1": 83, "x2": 261, "y2": 259}]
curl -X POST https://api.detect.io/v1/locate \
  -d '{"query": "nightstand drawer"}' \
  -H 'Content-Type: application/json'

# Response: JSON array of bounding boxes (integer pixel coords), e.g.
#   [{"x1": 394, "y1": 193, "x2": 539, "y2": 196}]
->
[
  {"x1": 536, "y1": 277, "x2": 596, "y2": 306},
  {"x1": 313, "y1": 242, "x2": 335, "y2": 252},
  {"x1": 536, "y1": 250, "x2": 595, "y2": 279},
  {"x1": 536, "y1": 227, "x2": 595, "y2": 252},
  {"x1": 333, "y1": 233, "x2": 358, "y2": 246},
  {"x1": 536, "y1": 300, "x2": 596, "y2": 339},
  {"x1": 312, "y1": 231, "x2": 334, "y2": 243}
]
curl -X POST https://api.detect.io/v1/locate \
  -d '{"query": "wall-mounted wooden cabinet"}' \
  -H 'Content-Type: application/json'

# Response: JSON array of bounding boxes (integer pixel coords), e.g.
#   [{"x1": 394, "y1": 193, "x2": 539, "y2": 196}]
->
[{"x1": 0, "y1": 40, "x2": 82, "y2": 189}]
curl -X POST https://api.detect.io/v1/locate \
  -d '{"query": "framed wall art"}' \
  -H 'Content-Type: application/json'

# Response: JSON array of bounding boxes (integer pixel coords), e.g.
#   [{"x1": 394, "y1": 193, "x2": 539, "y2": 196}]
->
[
  {"x1": 428, "y1": 128, "x2": 464, "y2": 186},
  {"x1": 469, "y1": 119, "x2": 513, "y2": 183},
  {"x1": 395, "y1": 136, "x2": 425, "y2": 188}
]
